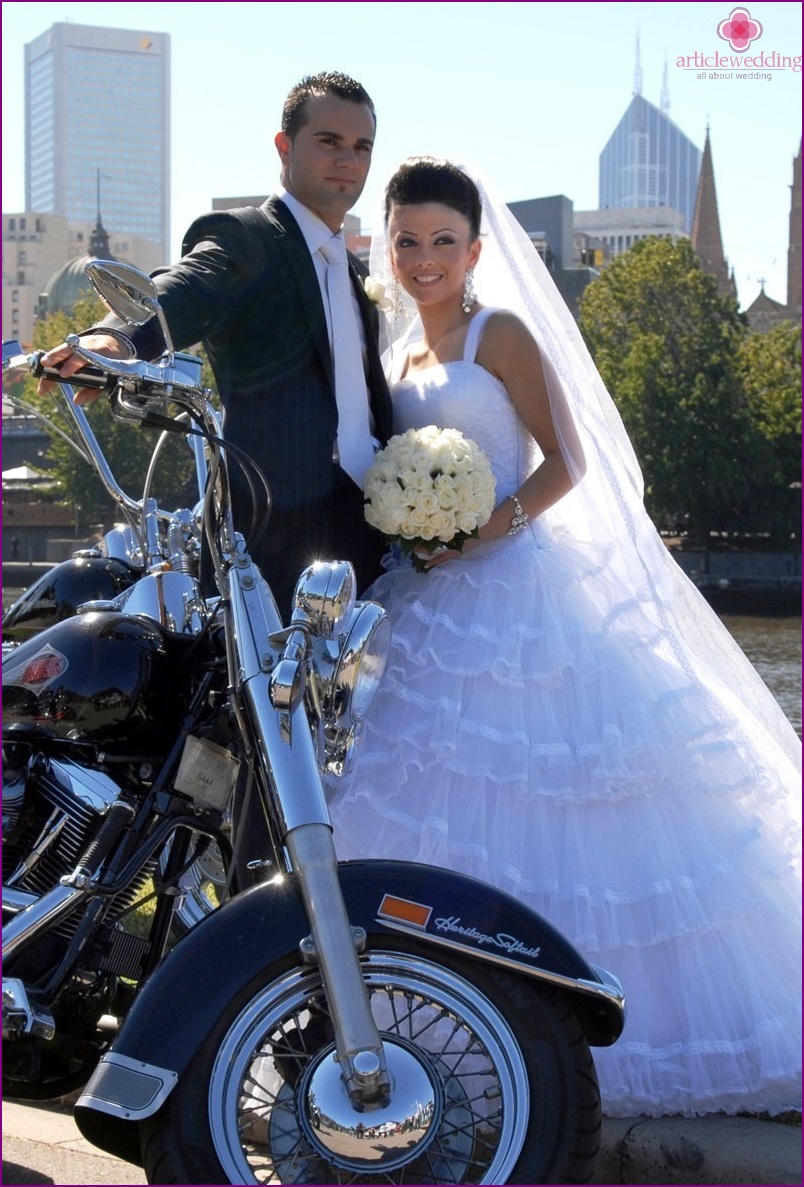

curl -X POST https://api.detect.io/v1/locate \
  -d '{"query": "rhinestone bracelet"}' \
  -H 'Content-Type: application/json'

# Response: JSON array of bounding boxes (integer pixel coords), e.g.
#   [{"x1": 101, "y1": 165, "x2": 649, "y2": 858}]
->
[{"x1": 506, "y1": 493, "x2": 529, "y2": 536}]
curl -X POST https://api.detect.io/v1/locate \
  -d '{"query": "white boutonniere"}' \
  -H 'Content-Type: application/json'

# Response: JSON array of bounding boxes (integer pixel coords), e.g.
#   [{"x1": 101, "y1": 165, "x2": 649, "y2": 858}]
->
[{"x1": 362, "y1": 275, "x2": 393, "y2": 311}]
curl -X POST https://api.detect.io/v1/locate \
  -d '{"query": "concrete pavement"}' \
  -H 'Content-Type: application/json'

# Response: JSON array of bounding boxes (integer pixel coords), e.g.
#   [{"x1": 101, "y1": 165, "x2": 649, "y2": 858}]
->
[
  {"x1": 2, "y1": 1096, "x2": 801, "y2": 1185},
  {"x1": 595, "y1": 1114, "x2": 801, "y2": 1185},
  {"x1": 2, "y1": 1098, "x2": 143, "y2": 1185}
]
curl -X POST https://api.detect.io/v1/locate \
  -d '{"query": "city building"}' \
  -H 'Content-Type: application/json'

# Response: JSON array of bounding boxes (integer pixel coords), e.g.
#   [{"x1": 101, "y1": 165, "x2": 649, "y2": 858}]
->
[
  {"x1": 572, "y1": 53, "x2": 700, "y2": 287},
  {"x1": 2, "y1": 210, "x2": 68, "y2": 343},
  {"x1": 507, "y1": 195, "x2": 600, "y2": 318},
  {"x1": 598, "y1": 57, "x2": 700, "y2": 233},
  {"x1": 25, "y1": 22, "x2": 170, "y2": 261},
  {"x1": 507, "y1": 195, "x2": 574, "y2": 271},
  {"x1": 3, "y1": 208, "x2": 163, "y2": 344},
  {"x1": 68, "y1": 224, "x2": 164, "y2": 277},
  {"x1": 573, "y1": 206, "x2": 686, "y2": 263},
  {"x1": 37, "y1": 214, "x2": 118, "y2": 320}
]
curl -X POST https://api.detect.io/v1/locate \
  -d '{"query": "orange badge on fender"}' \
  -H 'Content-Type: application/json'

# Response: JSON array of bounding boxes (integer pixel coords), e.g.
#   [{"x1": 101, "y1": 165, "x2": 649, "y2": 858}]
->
[{"x1": 377, "y1": 894, "x2": 433, "y2": 930}]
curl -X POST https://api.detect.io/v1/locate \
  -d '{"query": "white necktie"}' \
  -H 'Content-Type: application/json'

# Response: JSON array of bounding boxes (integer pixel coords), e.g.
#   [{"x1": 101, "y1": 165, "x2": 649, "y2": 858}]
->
[{"x1": 318, "y1": 235, "x2": 376, "y2": 486}]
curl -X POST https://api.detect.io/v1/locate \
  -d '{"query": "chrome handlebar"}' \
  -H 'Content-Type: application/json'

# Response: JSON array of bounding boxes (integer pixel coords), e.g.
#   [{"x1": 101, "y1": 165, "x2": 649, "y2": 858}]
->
[{"x1": 4, "y1": 339, "x2": 218, "y2": 521}]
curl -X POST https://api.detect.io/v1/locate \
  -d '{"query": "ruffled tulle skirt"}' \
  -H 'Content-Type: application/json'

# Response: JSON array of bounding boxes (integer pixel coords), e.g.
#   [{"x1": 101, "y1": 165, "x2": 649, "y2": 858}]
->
[{"x1": 327, "y1": 528, "x2": 802, "y2": 1117}]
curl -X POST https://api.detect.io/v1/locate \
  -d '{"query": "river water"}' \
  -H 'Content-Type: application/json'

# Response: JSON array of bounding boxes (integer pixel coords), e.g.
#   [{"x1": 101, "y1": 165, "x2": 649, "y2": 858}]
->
[
  {"x1": 720, "y1": 614, "x2": 801, "y2": 736},
  {"x1": 2, "y1": 583, "x2": 800, "y2": 735}
]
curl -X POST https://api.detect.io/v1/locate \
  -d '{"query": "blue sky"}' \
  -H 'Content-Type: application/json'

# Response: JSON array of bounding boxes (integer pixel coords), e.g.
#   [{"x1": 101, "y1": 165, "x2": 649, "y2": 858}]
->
[{"x1": 2, "y1": 1, "x2": 801, "y2": 308}]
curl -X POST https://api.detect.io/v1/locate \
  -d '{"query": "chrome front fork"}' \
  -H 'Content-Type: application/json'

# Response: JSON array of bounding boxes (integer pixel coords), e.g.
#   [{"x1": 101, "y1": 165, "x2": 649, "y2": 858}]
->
[
  {"x1": 228, "y1": 560, "x2": 388, "y2": 1105},
  {"x1": 285, "y1": 823, "x2": 389, "y2": 1104}
]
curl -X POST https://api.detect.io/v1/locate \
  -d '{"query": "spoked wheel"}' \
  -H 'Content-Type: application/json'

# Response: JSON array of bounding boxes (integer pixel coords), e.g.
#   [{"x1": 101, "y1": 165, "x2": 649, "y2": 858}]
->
[{"x1": 142, "y1": 939, "x2": 601, "y2": 1184}]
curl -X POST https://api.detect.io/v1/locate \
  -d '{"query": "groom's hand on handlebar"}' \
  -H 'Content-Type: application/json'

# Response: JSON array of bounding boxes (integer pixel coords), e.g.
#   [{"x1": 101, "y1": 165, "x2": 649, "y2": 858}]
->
[{"x1": 37, "y1": 334, "x2": 128, "y2": 404}]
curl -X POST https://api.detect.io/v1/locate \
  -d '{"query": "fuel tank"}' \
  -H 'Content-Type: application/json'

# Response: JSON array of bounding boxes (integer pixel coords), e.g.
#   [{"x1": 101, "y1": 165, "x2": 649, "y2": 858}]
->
[
  {"x1": 2, "y1": 611, "x2": 193, "y2": 755},
  {"x1": 2, "y1": 556, "x2": 138, "y2": 643}
]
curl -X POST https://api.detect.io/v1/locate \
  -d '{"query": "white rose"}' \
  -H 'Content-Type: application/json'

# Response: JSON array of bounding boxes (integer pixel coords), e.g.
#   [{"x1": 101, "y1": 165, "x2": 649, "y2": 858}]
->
[
  {"x1": 417, "y1": 522, "x2": 439, "y2": 541},
  {"x1": 463, "y1": 495, "x2": 485, "y2": 518},
  {"x1": 413, "y1": 491, "x2": 439, "y2": 516},
  {"x1": 394, "y1": 467, "x2": 417, "y2": 490},
  {"x1": 407, "y1": 506, "x2": 431, "y2": 530},
  {"x1": 456, "y1": 510, "x2": 480, "y2": 534},
  {"x1": 430, "y1": 510, "x2": 456, "y2": 541}
]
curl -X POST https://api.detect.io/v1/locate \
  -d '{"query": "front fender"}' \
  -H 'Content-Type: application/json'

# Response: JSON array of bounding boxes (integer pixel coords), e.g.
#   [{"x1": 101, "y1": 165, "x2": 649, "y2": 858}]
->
[{"x1": 75, "y1": 859, "x2": 624, "y2": 1161}]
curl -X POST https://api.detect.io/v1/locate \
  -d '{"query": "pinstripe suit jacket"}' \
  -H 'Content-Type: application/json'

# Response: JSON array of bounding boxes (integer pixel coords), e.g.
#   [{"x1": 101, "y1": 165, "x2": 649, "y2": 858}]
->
[{"x1": 103, "y1": 198, "x2": 393, "y2": 606}]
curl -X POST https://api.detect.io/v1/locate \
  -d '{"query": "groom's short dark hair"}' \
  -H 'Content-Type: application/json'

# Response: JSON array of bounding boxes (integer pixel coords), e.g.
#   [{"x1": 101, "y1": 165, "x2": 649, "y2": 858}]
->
[{"x1": 282, "y1": 72, "x2": 376, "y2": 139}]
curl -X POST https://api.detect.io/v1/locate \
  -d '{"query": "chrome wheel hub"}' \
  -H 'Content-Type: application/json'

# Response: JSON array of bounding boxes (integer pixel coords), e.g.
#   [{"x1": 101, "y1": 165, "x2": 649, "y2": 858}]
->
[{"x1": 299, "y1": 1037, "x2": 440, "y2": 1172}]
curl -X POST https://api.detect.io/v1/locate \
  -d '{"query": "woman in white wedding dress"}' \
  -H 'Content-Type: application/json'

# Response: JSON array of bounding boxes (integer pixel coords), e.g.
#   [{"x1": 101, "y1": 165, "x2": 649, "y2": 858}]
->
[{"x1": 327, "y1": 157, "x2": 802, "y2": 1118}]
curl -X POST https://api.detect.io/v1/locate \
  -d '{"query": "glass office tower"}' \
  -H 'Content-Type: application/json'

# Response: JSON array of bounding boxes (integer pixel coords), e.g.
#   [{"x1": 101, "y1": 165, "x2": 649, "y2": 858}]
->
[
  {"x1": 599, "y1": 95, "x2": 700, "y2": 233},
  {"x1": 25, "y1": 23, "x2": 170, "y2": 260}
]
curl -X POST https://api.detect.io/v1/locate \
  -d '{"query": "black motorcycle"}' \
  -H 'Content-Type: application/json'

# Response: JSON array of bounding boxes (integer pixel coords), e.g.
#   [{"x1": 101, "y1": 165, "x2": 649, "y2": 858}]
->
[{"x1": 3, "y1": 260, "x2": 625, "y2": 1185}]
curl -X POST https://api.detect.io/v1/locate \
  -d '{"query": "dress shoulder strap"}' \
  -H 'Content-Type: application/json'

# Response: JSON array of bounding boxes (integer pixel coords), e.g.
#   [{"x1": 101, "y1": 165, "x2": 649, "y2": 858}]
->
[{"x1": 462, "y1": 307, "x2": 500, "y2": 362}]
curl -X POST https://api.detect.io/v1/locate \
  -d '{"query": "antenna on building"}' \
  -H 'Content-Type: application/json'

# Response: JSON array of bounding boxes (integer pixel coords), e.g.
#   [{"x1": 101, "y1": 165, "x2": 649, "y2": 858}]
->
[
  {"x1": 661, "y1": 55, "x2": 670, "y2": 111},
  {"x1": 633, "y1": 30, "x2": 643, "y2": 96},
  {"x1": 96, "y1": 168, "x2": 112, "y2": 224}
]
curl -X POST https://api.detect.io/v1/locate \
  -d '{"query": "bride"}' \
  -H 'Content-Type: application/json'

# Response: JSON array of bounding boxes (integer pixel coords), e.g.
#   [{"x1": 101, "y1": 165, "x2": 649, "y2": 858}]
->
[{"x1": 327, "y1": 156, "x2": 802, "y2": 1118}]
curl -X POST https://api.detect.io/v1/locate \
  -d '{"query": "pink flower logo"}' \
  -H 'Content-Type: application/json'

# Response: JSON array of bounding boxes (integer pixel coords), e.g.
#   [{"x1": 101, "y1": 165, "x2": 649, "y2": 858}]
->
[{"x1": 717, "y1": 6, "x2": 763, "y2": 51}]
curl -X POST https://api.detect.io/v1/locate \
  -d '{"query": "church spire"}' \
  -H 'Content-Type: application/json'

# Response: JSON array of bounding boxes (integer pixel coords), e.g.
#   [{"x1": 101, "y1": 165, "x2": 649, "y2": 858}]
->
[
  {"x1": 787, "y1": 140, "x2": 801, "y2": 315},
  {"x1": 89, "y1": 167, "x2": 111, "y2": 259},
  {"x1": 691, "y1": 126, "x2": 736, "y2": 301}
]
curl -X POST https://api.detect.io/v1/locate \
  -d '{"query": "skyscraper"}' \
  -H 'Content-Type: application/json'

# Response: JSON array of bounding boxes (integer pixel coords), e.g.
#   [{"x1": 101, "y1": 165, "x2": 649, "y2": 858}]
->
[
  {"x1": 25, "y1": 22, "x2": 170, "y2": 260},
  {"x1": 599, "y1": 87, "x2": 700, "y2": 233}
]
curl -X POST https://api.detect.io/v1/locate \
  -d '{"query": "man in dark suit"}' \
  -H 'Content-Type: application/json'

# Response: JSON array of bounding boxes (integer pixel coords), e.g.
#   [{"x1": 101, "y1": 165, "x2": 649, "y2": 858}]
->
[{"x1": 38, "y1": 72, "x2": 392, "y2": 619}]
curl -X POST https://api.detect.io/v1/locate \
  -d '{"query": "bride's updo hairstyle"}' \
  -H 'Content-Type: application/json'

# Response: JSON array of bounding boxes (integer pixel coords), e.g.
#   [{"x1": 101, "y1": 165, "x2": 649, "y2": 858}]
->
[{"x1": 384, "y1": 157, "x2": 482, "y2": 240}]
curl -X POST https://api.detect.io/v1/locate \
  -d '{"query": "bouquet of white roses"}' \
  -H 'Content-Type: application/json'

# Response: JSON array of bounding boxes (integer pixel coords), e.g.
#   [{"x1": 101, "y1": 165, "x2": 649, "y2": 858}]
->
[{"x1": 363, "y1": 426, "x2": 496, "y2": 571}]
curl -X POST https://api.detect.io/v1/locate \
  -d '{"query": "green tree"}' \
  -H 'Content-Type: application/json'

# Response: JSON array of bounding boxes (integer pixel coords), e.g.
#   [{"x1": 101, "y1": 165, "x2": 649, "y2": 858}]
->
[
  {"x1": 737, "y1": 321, "x2": 802, "y2": 545},
  {"x1": 578, "y1": 237, "x2": 751, "y2": 545},
  {"x1": 19, "y1": 296, "x2": 200, "y2": 530}
]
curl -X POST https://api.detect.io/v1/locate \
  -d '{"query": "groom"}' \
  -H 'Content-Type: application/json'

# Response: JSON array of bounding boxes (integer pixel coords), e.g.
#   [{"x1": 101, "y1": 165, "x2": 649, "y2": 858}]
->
[{"x1": 38, "y1": 72, "x2": 392, "y2": 619}]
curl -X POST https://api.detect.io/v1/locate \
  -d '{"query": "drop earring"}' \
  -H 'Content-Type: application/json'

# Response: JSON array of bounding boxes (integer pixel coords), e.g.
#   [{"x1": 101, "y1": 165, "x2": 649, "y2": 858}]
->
[{"x1": 462, "y1": 268, "x2": 476, "y2": 314}]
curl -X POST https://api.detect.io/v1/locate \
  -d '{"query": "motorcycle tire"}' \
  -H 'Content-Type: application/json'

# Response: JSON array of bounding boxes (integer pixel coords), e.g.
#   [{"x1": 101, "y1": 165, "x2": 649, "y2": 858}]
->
[{"x1": 141, "y1": 935, "x2": 601, "y2": 1185}]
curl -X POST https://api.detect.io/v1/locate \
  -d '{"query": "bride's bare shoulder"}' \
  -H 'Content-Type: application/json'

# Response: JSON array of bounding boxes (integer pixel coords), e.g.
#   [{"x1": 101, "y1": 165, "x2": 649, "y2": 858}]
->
[
  {"x1": 478, "y1": 310, "x2": 541, "y2": 367},
  {"x1": 481, "y1": 308, "x2": 532, "y2": 341}
]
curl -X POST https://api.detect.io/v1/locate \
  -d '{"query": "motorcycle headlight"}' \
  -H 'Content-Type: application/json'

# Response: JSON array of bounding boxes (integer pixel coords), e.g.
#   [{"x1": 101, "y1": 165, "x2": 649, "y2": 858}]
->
[
  {"x1": 313, "y1": 601, "x2": 391, "y2": 734},
  {"x1": 291, "y1": 561, "x2": 356, "y2": 638},
  {"x1": 330, "y1": 602, "x2": 391, "y2": 727}
]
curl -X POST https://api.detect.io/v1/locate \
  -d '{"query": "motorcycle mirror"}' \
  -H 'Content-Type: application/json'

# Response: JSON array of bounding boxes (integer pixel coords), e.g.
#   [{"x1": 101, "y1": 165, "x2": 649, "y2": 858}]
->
[
  {"x1": 3, "y1": 339, "x2": 25, "y2": 366},
  {"x1": 84, "y1": 260, "x2": 176, "y2": 358}
]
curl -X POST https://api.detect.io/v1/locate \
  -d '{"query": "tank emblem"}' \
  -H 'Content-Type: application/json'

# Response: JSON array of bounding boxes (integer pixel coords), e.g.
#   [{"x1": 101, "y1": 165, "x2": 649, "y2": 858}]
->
[{"x1": 11, "y1": 644, "x2": 69, "y2": 692}]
